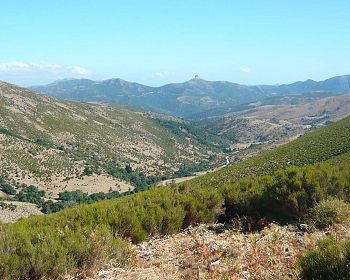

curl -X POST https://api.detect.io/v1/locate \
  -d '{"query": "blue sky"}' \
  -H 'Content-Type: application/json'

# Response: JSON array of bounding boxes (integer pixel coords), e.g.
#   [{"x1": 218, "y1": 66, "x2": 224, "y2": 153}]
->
[{"x1": 0, "y1": 0, "x2": 349, "y2": 86}]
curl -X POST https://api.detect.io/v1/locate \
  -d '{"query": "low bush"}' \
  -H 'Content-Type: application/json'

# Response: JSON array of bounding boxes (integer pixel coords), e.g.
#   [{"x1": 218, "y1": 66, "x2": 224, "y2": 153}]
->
[
  {"x1": 222, "y1": 159, "x2": 350, "y2": 224},
  {"x1": 15, "y1": 185, "x2": 45, "y2": 205},
  {"x1": 0, "y1": 224, "x2": 130, "y2": 280},
  {"x1": 41, "y1": 190, "x2": 122, "y2": 214},
  {"x1": 0, "y1": 186, "x2": 223, "y2": 278},
  {"x1": 1, "y1": 184, "x2": 16, "y2": 195},
  {"x1": 41, "y1": 200, "x2": 65, "y2": 214},
  {"x1": 298, "y1": 237, "x2": 350, "y2": 280},
  {"x1": 306, "y1": 198, "x2": 350, "y2": 229},
  {"x1": 0, "y1": 202, "x2": 16, "y2": 211},
  {"x1": 0, "y1": 177, "x2": 16, "y2": 195}
]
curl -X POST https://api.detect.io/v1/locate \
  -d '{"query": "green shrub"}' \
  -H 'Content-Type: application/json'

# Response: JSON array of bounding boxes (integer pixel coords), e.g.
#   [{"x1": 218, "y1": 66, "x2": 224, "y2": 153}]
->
[
  {"x1": 0, "y1": 177, "x2": 17, "y2": 195},
  {"x1": 0, "y1": 202, "x2": 17, "y2": 211},
  {"x1": 1, "y1": 184, "x2": 16, "y2": 195},
  {"x1": 298, "y1": 237, "x2": 350, "y2": 280},
  {"x1": 0, "y1": 184, "x2": 224, "y2": 278},
  {"x1": 106, "y1": 162, "x2": 165, "y2": 190},
  {"x1": 83, "y1": 166, "x2": 94, "y2": 176},
  {"x1": 41, "y1": 200, "x2": 65, "y2": 214},
  {"x1": 221, "y1": 156, "x2": 350, "y2": 224},
  {"x1": 15, "y1": 185, "x2": 45, "y2": 206},
  {"x1": 35, "y1": 138, "x2": 53, "y2": 148},
  {"x1": 0, "y1": 224, "x2": 130, "y2": 280},
  {"x1": 42, "y1": 190, "x2": 122, "y2": 214},
  {"x1": 306, "y1": 198, "x2": 350, "y2": 229}
]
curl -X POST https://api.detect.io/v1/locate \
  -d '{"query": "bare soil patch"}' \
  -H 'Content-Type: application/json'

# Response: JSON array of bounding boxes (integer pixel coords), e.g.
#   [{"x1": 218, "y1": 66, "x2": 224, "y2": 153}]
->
[{"x1": 0, "y1": 201, "x2": 42, "y2": 223}]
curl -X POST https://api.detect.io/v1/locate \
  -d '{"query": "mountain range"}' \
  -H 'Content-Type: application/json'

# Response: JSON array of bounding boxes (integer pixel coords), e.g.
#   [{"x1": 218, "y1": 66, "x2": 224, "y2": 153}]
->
[{"x1": 30, "y1": 74, "x2": 350, "y2": 118}]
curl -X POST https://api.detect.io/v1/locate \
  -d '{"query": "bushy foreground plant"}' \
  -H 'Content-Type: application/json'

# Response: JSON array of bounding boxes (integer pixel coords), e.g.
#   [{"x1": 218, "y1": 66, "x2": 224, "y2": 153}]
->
[
  {"x1": 298, "y1": 237, "x2": 350, "y2": 280},
  {"x1": 222, "y1": 159, "x2": 350, "y2": 223},
  {"x1": 0, "y1": 186, "x2": 222, "y2": 279},
  {"x1": 306, "y1": 198, "x2": 350, "y2": 229},
  {"x1": 0, "y1": 224, "x2": 130, "y2": 280}
]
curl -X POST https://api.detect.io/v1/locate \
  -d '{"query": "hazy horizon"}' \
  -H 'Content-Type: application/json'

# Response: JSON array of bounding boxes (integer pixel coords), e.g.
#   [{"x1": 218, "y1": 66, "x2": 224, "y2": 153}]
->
[{"x1": 20, "y1": 72, "x2": 349, "y2": 89}]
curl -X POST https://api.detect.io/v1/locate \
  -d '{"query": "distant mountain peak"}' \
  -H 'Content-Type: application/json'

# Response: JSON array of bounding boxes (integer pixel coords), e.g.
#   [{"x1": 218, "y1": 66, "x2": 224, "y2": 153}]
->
[
  {"x1": 188, "y1": 75, "x2": 207, "y2": 83},
  {"x1": 29, "y1": 73, "x2": 350, "y2": 118}
]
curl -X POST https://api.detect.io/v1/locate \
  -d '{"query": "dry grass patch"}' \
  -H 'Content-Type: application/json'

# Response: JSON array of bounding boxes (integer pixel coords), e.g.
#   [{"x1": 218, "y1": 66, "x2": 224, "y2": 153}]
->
[{"x1": 88, "y1": 223, "x2": 350, "y2": 280}]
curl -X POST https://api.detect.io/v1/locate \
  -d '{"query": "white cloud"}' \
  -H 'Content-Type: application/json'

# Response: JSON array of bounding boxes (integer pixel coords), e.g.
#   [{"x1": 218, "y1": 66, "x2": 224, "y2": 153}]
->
[
  {"x1": 241, "y1": 67, "x2": 252, "y2": 73},
  {"x1": 0, "y1": 61, "x2": 30, "y2": 71},
  {"x1": 0, "y1": 61, "x2": 89, "y2": 76},
  {"x1": 30, "y1": 62, "x2": 63, "y2": 71},
  {"x1": 69, "y1": 66, "x2": 89, "y2": 75},
  {"x1": 155, "y1": 70, "x2": 169, "y2": 77}
]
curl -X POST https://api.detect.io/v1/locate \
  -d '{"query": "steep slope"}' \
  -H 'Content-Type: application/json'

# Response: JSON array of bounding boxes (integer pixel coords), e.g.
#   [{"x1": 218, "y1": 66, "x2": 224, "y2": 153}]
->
[
  {"x1": 1, "y1": 134, "x2": 350, "y2": 279},
  {"x1": 30, "y1": 74, "x2": 350, "y2": 118},
  {"x1": 0, "y1": 81, "x2": 224, "y2": 196},
  {"x1": 189, "y1": 115, "x2": 350, "y2": 188}
]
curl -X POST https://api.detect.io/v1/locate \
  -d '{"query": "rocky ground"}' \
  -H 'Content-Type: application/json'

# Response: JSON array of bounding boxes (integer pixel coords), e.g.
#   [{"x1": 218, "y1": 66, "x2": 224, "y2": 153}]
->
[
  {"x1": 86, "y1": 223, "x2": 349, "y2": 280},
  {"x1": 0, "y1": 201, "x2": 42, "y2": 223}
]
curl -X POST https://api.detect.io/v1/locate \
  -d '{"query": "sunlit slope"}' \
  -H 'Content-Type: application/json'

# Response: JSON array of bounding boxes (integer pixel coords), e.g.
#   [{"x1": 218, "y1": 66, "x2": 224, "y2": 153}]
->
[
  {"x1": 188, "y1": 115, "x2": 350, "y2": 188},
  {"x1": 0, "y1": 81, "x2": 222, "y2": 190}
]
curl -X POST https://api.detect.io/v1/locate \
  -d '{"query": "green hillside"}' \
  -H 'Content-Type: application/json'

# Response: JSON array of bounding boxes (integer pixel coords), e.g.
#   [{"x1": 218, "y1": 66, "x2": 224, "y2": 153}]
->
[
  {"x1": 1, "y1": 116, "x2": 350, "y2": 278},
  {"x1": 188, "y1": 115, "x2": 350, "y2": 188}
]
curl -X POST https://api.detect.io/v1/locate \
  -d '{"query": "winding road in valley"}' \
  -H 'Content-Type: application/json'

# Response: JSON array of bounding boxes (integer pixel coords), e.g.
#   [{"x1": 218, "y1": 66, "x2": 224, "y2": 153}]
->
[{"x1": 157, "y1": 156, "x2": 230, "y2": 186}]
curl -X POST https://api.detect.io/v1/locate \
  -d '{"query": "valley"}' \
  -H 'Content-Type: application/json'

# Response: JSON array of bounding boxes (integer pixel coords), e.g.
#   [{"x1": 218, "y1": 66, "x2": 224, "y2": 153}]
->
[
  {"x1": 2, "y1": 2, "x2": 349, "y2": 279},
  {"x1": 0, "y1": 81, "x2": 228, "y2": 199},
  {"x1": 2, "y1": 76, "x2": 350, "y2": 221},
  {"x1": 1, "y1": 75, "x2": 350, "y2": 279},
  {"x1": 1, "y1": 114, "x2": 350, "y2": 279}
]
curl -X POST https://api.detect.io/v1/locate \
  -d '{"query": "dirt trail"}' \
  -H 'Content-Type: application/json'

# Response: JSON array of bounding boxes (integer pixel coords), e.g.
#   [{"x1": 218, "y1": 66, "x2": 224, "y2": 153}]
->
[{"x1": 157, "y1": 165, "x2": 227, "y2": 187}]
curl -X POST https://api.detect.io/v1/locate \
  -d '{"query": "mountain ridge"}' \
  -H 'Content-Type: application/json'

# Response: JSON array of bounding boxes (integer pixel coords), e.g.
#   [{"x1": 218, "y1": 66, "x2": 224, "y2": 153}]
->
[{"x1": 30, "y1": 74, "x2": 350, "y2": 118}]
